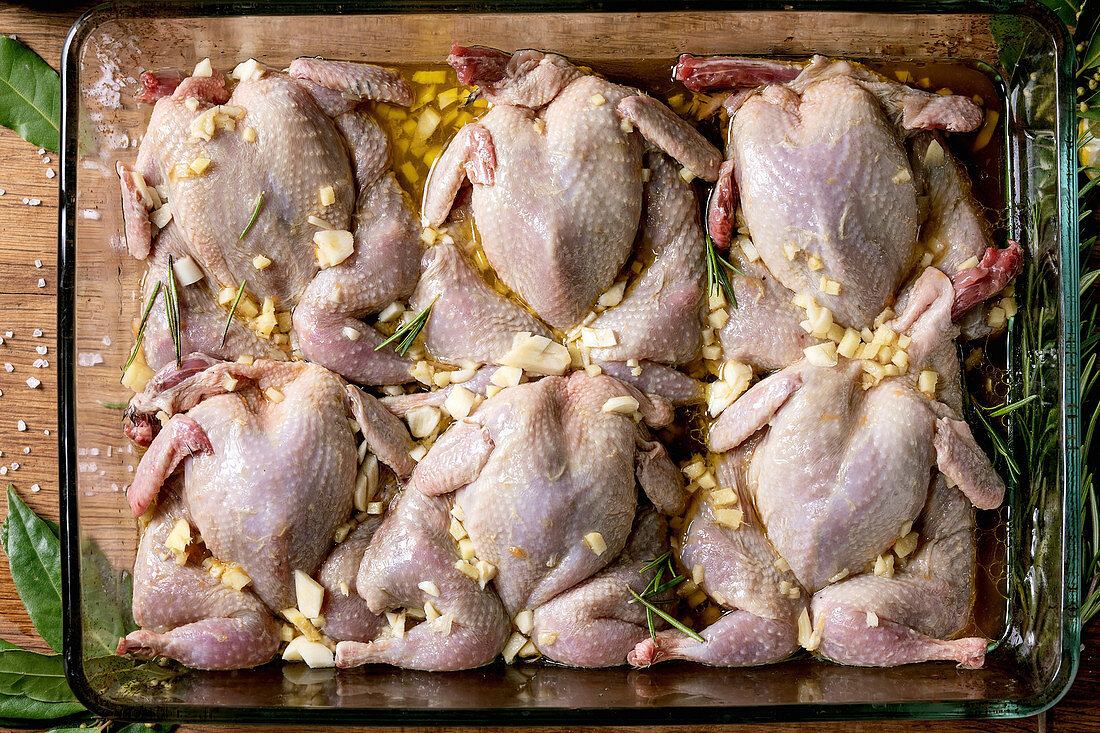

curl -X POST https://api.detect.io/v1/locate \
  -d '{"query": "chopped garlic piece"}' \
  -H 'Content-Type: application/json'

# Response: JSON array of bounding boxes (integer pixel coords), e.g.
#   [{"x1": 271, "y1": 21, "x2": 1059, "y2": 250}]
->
[
  {"x1": 294, "y1": 570, "x2": 325, "y2": 619},
  {"x1": 924, "y1": 138, "x2": 945, "y2": 166},
  {"x1": 804, "y1": 342, "x2": 838, "y2": 368},
  {"x1": 514, "y1": 610, "x2": 534, "y2": 635},
  {"x1": 602, "y1": 395, "x2": 639, "y2": 415},
  {"x1": 708, "y1": 309, "x2": 729, "y2": 330},
  {"x1": 409, "y1": 445, "x2": 427, "y2": 462},
  {"x1": 449, "y1": 516, "x2": 468, "y2": 541},
  {"x1": 783, "y1": 242, "x2": 800, "y2": 261},
  {"x1": 354, "y1": 455, "x2": 379, "y2": 512},
  {"x1": 491, "y1": 365, "x2": 523, "y2": 388},
  {"x1": 807, "y1": 253, "x2": 824, "y2": 271},
  {"x1": 366, "y1": 501, "x2": 384, "y2": 514},
  {"x1": 866, "y1": 610, "x2": 880, "y2": 627},
  {"x1": 192, "y1": 57, "x2": 213, "y2": 77},
  {"x1": 406, "y1": 405, "x2": 442, "y2": 438},
  {"x1": 580, "y1": 327, "x2": 617, "y2": 348},
  {"x1": 692, "y1": 563, "x2": 705, "y2": 585},
  {"x1": 827, "y1": 568, "x2": 850, "y2": 584},
  {"x1": 314, "y1": 229, "x2": 355, "y2": 268},
  {"x1": 710, "y1": 487, "x2": 738, "y2": 506},
  {"x1": 170, "y1": 255, "x2": 203, "y2": 287},
  {"x1": 598, "y1": 281, "x2": 626, "y2": 308},
  {"x1": 264, "y1": 387, "x2": 284, "y2": 403},
  {"x1": 188, "y1": 157, "x2": 212, "y2": 175},
  {"x1": 499, "y1": 332, "x2": 570, "y2": 375},
  {"x1": 918, "y1": 368, "x2": 939, "y2": 397},
  {"x1": 987, "y1": 306, "x2": 1007, "y2": 329},
  {"x1": 836, "y1": 328, "x2": 861, "y2": 359},
  {"x1": 774, "y1": 557, "x2": 791, "y2": 573},
  {"x1": 502, "y1": 632, "x2": 528, "y2": 664},
  {"x1": 797, "y1": 608, "x2": 821, "y2": 651},
  {"x1": 892, "y1": 167, "x2": 912, "y2": 184},
  {"x1": 583, "y1": 531, "x2": 607, "y2": 555},
  {"x1": 537, "y1": 631, "x2": 559, "y2": 646},
  {"x1": 242, "y1": 126, "x2": 257, "y2": 143},
  {"x1": 697, "y1": 471, "x2": 717, "y2": 490},
  {"x1": 589, "y1": 92, "x2": 606, "y2": 107},
  {"x1": 221, "y1": 564, "x2": 252, "y2": 591},
  {"x1": 458, "y1": 537, "x2": 477, "y2": 561},
  {"x1": 873, "y1": 553, "x2": 895, "y2": 578},
  {"x1": 455, "y1": 559, "x2": 479, "y2": 580},
  {"x1": 444, "y1": 385, "x2": 476, "y2": 419},
  {"x1": 151, "y1": 203, "x2": 173, "y2": 229},
  {"x1": 894, "y1": 531, "x2": 919, "y2": 558},
  {"x1": 165, "y1": 517, "x2": 192, "y2": 554},
  {"x1": 679, "y1": 166, "x2": 695, "y2": 183},
  {"x1": 252, "y1": 254, "x2": 272, "y2": 270},
  {"x1": 319, "y1": 185, "x2": 336, "y2": 207},
  {"x1": 283, "y1": 637, "x2": 335, "y2": 668},
  {"x1": 714, "y1": 507, "x2": 744, "y2": 530},
  {"x1": 820, "y1": 277, "x2": 841, "y2": 296},
  {"x1": 476, "y1": 559, "x2": 497, "y2": 588},
  {"x1": 232, "y1": 58, "x2": 263, "y2": 82},
  {"x1": 959, "y1": 255, "x2": 980, "y2": 271},
  {"x1": 342, "y1": 326, "x2": 361, "y2": 342},
  {"x1": 418, "y1": 580, "x2": 441, "y2": 598}
]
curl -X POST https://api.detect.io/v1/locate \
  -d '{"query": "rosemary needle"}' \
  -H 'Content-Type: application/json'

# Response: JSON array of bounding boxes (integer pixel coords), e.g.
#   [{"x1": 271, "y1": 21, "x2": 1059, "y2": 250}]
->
[
  {"x1": 165, "y1": 255, "x2": 182, "y2": 367},
  {"x1": 706, "y1": 234, "x2": 741, "y2": 309},
  {"x1": 220, "y1": 280, "x2": 247, "y2": 347},
  {"x1": 375, "y1": 299, "x2": 436, "y2": 357},
  {"x1": 239, "y1": 191, "x2": 265, "y2": 240},
  {"x1": 122, "y1": 280, "x2": 162, "y2": 372},
  {"x1": 629, "y1": 588, "x2": 704, "y2": 643}
]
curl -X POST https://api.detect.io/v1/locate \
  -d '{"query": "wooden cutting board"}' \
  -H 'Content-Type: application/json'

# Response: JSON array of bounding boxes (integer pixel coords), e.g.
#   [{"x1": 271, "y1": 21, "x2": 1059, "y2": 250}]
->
[{"x1": 0, "y1": 4, "x2": 1094, "y2": 732}]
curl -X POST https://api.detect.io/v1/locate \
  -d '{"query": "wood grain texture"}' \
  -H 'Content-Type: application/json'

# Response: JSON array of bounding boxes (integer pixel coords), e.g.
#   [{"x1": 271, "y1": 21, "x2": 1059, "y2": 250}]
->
[{"x1": 0, "y1": 4, "x2": 1094, "y2": 732}]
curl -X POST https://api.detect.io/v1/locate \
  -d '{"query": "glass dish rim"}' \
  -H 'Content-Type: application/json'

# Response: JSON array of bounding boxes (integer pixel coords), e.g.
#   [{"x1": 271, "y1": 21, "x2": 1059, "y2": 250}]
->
[{"x1": 57, "y1": 0, "x2": 1081, "y2": 723}]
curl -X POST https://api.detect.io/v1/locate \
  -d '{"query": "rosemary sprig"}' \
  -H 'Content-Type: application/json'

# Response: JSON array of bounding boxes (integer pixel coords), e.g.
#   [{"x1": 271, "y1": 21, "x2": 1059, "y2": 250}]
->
[
  {"x1": 97, "y1": 400, "x2": 129, "y2": 410},
  {"x1": 628, "y1": 588, "x2": 704, "y2": 644},
  {"x1": 122, "y1": 280, "x2": 162, "y2": 372},
  {"x1": 239, "y1": 191, "x2": 264, "y2": 240},
  {"x1": 630, "y1": 553, "x2": 689, "y2": 643},
  {"x1": 220, "y1": 280, "x2": 247, "y2": 347},
  {"x1": 375, "y1": 299, "x2": 435, "y2": 356},
  {"x1": 706, "y1": 234, "x2": 742, "y2": 309},
  {"x1": 164, "y1": 255, "x2": 182, "y2": 367}
]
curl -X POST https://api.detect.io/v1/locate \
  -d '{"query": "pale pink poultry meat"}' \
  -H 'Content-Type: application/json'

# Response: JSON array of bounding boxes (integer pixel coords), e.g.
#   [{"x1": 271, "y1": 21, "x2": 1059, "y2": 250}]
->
[
  {"x1": 676, "y1": 55, "x2": 1019, "y2": 331},
  {"x1": 336, "y1": 486, "x2": 510, "y2": 671},
  {"x1": 117, "y1": 356, "x2": 415, "y2": 668},
  {"x1": 120, "y1": 58, "x2": 421, "y2": 384},
  {"x1": 423, "y1": 45, "x2": 721, "y2": 329},
  {"x1": 629, "y1": 449, "x2": 805, "y2": 668}
]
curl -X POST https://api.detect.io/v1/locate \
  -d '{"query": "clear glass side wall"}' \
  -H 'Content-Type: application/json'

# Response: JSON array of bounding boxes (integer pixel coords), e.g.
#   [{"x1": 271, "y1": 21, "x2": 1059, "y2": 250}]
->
[{"x1": 61, "y1": 3, "x2": 1079, "y2": 723}]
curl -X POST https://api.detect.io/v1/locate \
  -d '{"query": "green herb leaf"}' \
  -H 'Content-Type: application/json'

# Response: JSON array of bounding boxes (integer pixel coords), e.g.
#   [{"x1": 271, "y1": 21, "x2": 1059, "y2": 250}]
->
[
  {"x1": 239, "y1": 191, "x2": 265, "y2": 240},
  {"x1": 97, "y1": 401, "x2": 129, "y2": 410},
  {"x1": 220, "y1": 280, "x2": 247, "y2": 347},
  {"x1": 375, "y1": 299, "x2": 435, "y2": 356},
  {"x1": 1, "y1": 486, "x2": 63, "y2": 653},
  {"x1": 79, "y1": 538, "x2": 136, "y2": 659},
  {"x1": 0, "y1": 690, "x2": 84, "y2": 722},
  {"x1": 0, "y1": 37, "x2": 60, "y2": 152},
  {"x1": 165, "y1": 256, "x2": 182, "y2": 367},
  {"x1": 628, "y1": 588, "x2": 704, "y2": 643},
  {"x1": 0, "y1": 649, "x2": 80, "y2": 705},
  {"x1": 705, "y1": 234, "x2": 739, "y2": 309},
  {"x1": 123, "y1": 281, "x2": 162, "y2": 373}
]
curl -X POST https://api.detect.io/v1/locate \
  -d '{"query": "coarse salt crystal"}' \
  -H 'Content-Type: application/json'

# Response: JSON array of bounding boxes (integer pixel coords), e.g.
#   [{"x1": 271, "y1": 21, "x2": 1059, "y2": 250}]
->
[
  {"x1": 28, "y1": 199, "x2": 40, "y2": 206},
  {"x1": 4, "y1": 363, "x2": 12, "y2": 372},
  {"x1": 32, "y1": 328, "x2": 42, "y2": 336},
  {"x1": 36, "y1": 345, "x2": 47, "y2": 355},
  {"x1": 33, "y1": 261, "x2": 42, "y2": 269},
  {"x1": 16, "y1": 420, "x2": 25, "y2": 431},
  {"x1": 37, "y1": 278, "x2": 45, "y2": 288},
  {"x1": 30, "y1": 484, "x2": 40, "y2": 493},
  {"x1": 26, "y1": 377, "x2": 40, "y2": 389},
  {"x1": 81, "y1": 209, "x2": 101, "y2": 220},
  {"x1": 22, "y1": 447, "x2": 29, "y2": 454},
  {"x1": 46, "y1": 168, "x2": 55, "y2": 179},
  {"x1": 0, "y1": 468, "x2": 6, "y2": 476}
]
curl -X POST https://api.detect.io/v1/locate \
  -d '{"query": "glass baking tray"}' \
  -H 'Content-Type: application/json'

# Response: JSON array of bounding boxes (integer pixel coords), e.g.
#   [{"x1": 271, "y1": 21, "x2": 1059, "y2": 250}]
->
[{"x1": 57, "y1": 0, "x2": 1080, "y2": 724}]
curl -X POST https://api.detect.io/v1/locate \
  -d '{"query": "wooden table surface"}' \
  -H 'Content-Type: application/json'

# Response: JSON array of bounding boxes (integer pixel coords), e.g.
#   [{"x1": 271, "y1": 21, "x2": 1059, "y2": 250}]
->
[{"x1": 0, "y1": 4, "x2": 1095, "y2": 732}]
